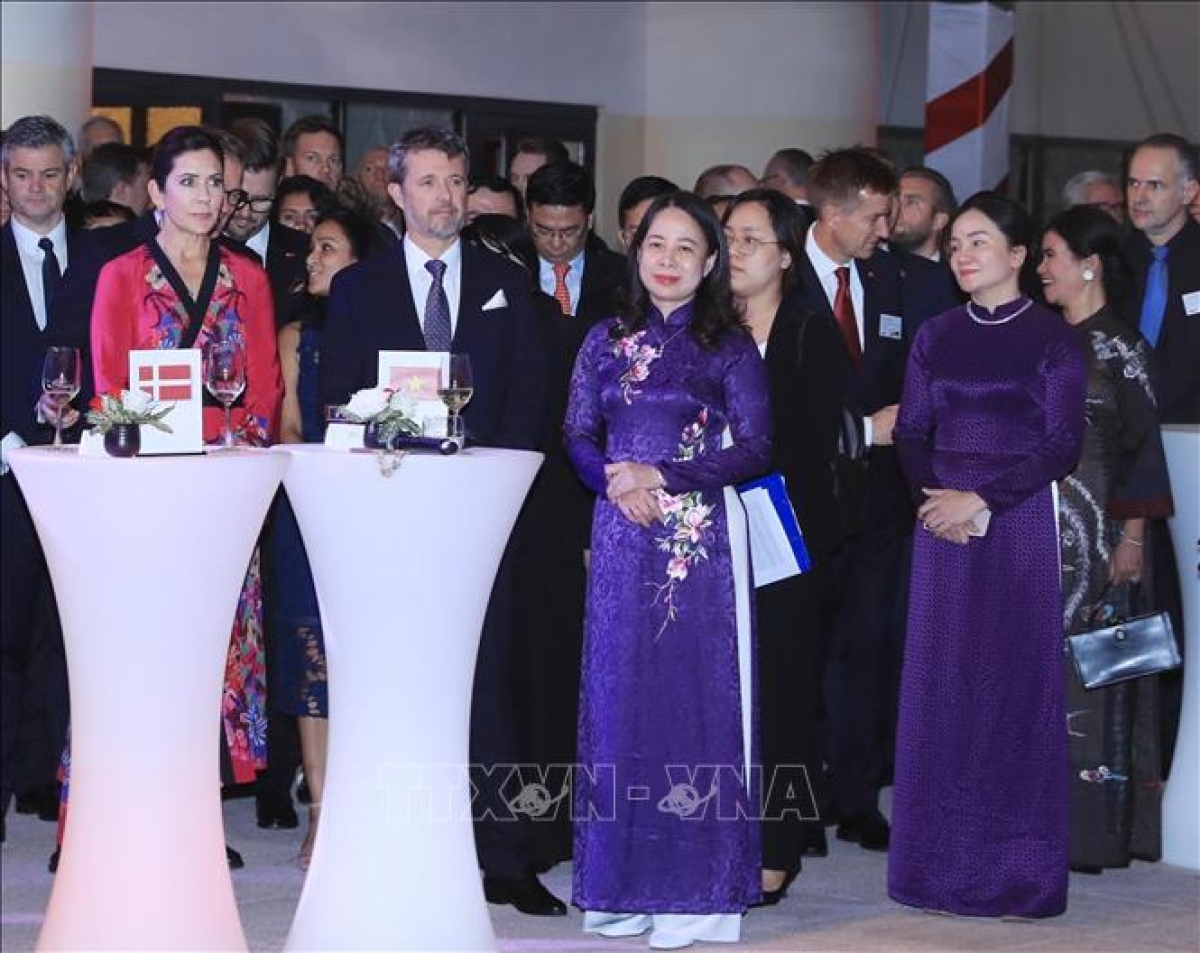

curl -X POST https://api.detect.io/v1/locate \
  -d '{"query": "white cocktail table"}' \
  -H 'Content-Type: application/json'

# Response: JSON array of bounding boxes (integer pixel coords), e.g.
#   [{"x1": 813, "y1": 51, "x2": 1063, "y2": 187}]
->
[
  {"x1": 280, "y1": 445, "x2": 541, "y2": 952},
  {"x1": 10, "y1": 446, "x2": 288, "y2": 952},
  {"x1": 1161, "y1": 424, "x2": 1198, "y2": 871}
]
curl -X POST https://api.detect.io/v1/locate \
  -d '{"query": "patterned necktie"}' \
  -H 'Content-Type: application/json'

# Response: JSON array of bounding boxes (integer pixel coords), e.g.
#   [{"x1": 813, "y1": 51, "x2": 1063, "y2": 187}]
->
[
  {"x1": 833, "y1": 265, "x2": 862, "y2": 370},
  {"x1": 423, "y1": 259, "x2": 452, "y2": 351},
  {"x1": 552, "y1": 261, "x2": 573, "y2": 315},
  {"x1": 39, "y1": 237, "x2": 62, "y2": 318},
  {"x1": 1138, "y1": 245, "x2": 1169, "y2": 347}
]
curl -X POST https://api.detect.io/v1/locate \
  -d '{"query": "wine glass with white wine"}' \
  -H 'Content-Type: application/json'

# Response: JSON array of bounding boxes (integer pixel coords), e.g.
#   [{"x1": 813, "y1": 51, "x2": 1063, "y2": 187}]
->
[
  {"x1": 204, "y1": 338, "x2": 247, "y2": 449},
  {"x1": 41, "y1": 346, "x2": 81, "y2": 449},
  {"x1": 437, "y1": 353, "x2": 473, "y2": 447}
]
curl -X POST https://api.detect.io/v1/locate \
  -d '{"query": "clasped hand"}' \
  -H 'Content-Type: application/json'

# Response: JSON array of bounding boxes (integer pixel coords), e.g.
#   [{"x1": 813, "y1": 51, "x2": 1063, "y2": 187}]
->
[
  {"x1": 918, "y1": 488, "x2": 986, "y2": 546},
  {"x1": 605, "y1": 461, "x2": 664, "y2": 528}
]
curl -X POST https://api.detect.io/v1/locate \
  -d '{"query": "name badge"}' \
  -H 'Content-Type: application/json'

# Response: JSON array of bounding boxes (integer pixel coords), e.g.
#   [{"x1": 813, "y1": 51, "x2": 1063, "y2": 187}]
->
[
  {"x1": 879, "y1": 314, "x2": 903, "y2": 340},
  {"x1": 1183, "y1": 290, "x2": 1200, "y2": 316}
]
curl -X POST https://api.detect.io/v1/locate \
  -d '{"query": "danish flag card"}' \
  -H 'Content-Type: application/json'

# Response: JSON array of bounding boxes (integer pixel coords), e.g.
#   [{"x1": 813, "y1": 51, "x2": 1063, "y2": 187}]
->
[{"x1": 129, "y1": 349, "x2": 204, "y2": 455}]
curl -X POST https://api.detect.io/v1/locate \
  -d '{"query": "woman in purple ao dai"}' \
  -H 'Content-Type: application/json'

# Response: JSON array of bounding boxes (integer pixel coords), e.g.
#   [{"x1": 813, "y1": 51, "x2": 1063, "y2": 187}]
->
[
  {"x1": 889, "y1": 192, "x2": 1086, "y2": 919},
  {"x1": 565, "y1": 192, "x2": 771, "y2": 949}
]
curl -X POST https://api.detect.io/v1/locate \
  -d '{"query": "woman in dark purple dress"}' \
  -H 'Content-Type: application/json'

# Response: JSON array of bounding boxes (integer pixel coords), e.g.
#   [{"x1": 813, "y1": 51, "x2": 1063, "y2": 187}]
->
[
  {"x1": 889, "y1": 192, "x2": 1086, "y2": 918},
  {"x1": 564, "y1": 192, "x2": 771, "y2": 947}
]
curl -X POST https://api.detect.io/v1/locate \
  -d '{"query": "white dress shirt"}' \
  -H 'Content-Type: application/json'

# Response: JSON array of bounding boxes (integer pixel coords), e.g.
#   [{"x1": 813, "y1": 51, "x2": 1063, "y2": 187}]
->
[
  {"x1": 10, "y1": 216, "x2": 68, "y2": 331},
  {"x1": 245, "y1": 221, "x2": 271, "y2": 262},
  {"x1": 805, "y1": 224, "x2": 865, "y2": 347},
  {"x1": 805, "y1": 224, "x2": 877, "y2": 445},
  {"x1": 404, "y1": 235, "x2": 463, "y2": 337},
  {"x1": 538, "y1": 249, "x2": 585, "y2": 313}
]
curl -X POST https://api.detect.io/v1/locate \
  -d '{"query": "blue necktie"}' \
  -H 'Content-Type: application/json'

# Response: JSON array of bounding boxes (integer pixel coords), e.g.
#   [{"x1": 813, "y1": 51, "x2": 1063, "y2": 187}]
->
[
  {"x1": 1139, "y1": 245, "x2": 1169, "y2": 347},
  {"x1": 423, "y1": 259, "x2": 452, "y2": 351}
]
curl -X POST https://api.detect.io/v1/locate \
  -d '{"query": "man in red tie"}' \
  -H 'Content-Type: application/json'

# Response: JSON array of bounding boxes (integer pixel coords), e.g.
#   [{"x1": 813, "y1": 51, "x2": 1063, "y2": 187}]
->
[
  {"x1": 794, "y1": 147, "x2": 957, "y2": 858},
  {"x1": 517, "y1": 160, "x2": 624, "y2": 872}
]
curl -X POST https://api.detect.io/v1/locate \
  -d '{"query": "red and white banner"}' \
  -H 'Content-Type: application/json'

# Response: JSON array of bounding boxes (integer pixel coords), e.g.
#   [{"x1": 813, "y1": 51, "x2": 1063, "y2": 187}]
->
[{"x1": 924, "y1": 1, "x2": 1014, "y2": 200}]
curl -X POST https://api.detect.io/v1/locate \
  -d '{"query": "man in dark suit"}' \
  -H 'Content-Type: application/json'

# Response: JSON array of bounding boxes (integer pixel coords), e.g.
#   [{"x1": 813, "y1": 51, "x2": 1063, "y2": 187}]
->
[
  {"x1": 318, "y1": 127, "x2": 559, "y2": 915},
  {"x1": 889, "y1": 166, "x2": 955, "y2": 263},
  {"x1": 1125, "y1": 132, "x2": 1199, "y2": 776},
  {"x1": 508, "y1": 161, "x2": 625, "y2": 869},
  {"x1": 1, "y1": 115, "x2": 80, "y2": 838},
  {"x1": 795, "y1": 148, "x2": 957, "y2": 854},
  {"x1": 225, "y1": 118, "x2": 310, "y2": 329},
  {"x1": 1126, "y1": 133, "x2": 1200, "y2": 424}
]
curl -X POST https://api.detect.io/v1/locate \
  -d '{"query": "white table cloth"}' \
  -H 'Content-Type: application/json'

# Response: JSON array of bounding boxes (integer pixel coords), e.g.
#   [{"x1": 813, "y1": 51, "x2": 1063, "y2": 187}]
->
[
  {"x1": 10, "y1": 446, "x2": 287, "y2": 952},
  {"x1": 1161, "y1": 425, "x2": 1198, "y2": 871},
  {"x1": 280, "y1": 446, "x2": 542, "y2": 952}
]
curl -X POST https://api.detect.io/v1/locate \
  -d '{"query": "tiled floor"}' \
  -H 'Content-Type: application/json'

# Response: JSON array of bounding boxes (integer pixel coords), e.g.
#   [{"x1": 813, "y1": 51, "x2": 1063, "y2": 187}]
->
[{"x1": 3, "y1": 796, "x2": 1197, "y2": 951}]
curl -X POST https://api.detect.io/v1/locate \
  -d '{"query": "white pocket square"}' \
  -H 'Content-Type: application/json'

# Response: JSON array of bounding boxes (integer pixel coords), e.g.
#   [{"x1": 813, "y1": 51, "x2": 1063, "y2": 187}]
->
[{"x1": 482, "y1": 289, "x2": 508, "y2": 311}]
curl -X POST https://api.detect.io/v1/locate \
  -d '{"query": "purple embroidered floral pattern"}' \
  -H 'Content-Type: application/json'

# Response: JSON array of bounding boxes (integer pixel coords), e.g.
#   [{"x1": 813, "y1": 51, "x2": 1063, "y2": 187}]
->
[
  {"x1": 564, "y1": 303, "x2": 772, "y2": 916},
  {"x1": 650, "y1": 409, "x2": 714, "y2": 638},
  {"x1": 612, "y1": 330, "x2": 661, "y2": 404}
]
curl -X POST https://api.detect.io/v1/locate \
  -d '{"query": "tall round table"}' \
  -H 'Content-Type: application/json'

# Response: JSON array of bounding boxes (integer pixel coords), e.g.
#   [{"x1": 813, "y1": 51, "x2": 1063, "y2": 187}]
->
[
  {"x1": 280, "y1": 445, "x2": 541, "y2": 953},
  {"x1": 10, "y1": 446, "x2": 288, "y2": 952},
  {"x1": 1161, "y1": 424, "x2": 1198, "y2": 871}
]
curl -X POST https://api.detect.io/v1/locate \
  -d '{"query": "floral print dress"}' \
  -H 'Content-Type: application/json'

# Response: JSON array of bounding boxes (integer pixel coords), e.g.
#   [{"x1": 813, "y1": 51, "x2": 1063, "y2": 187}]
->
[
  {"x1": 91, "y1": 240, "x2": 282, "y2": 784},
  {"x1": 564, "y1": 303, "x2": 771, "y2": 918}
]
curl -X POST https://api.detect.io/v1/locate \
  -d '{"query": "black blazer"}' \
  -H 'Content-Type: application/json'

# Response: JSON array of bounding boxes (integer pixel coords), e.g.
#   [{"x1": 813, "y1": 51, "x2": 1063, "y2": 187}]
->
[
  {"x1": 263, "y1": 223, "x2": 310, "y2": 327},
  {"x1": 319, "y1": 239, "x2": 548, "y2": 450},
  {"x1": 762, "y1": 296, "x2": 851, "y2": 558},
  {"x1": 1126, "y1": 218, "x2": 1200, "y2": 423},
  {"x1": 2, "y1": 222, "x2": 83, "y2": 445},
  {"x1": 794, "y1": 243, "x2": 958, "y2": 533}
]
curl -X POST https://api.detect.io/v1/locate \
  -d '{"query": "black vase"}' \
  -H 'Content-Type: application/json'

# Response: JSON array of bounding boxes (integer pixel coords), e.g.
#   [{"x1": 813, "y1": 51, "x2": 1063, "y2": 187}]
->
[
  {"x1": 104, "y1": 423, "x2": 141, "y2": 457},
  {"x1": 362, "y1": 420, "x2": 385, "y2": 450}
]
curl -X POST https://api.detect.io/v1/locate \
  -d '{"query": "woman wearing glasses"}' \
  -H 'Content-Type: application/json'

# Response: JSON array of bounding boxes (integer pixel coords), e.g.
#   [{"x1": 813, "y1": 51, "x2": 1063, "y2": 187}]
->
[
  {"x1": 724, "y1": 189, "x2": 850, "y2": 905},
  {"x1": 90, "y1": 125, "x2": 282, "y2": 823}
]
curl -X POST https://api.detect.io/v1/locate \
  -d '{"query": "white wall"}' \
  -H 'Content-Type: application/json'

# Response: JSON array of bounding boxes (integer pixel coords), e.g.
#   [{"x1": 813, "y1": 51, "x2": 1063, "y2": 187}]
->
[
  {"x1": 1, "y1": 2, "x2": 93, "y2": 133},
  {"x1": 93, "y1": 1, "x2": 646, "y2": 112},
  {"x1": 880, "y1": 0, "x2": 1200, "y2": 142},
  {"x1": 91, "y1": 1, "x2": 880, "y2": 239}
]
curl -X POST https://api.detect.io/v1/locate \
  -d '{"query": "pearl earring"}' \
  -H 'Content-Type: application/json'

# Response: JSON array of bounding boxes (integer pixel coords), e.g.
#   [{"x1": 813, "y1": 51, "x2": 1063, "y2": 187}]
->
[{"x1": 1082, "y1": 268, "x2": 1095, "y2": 282}]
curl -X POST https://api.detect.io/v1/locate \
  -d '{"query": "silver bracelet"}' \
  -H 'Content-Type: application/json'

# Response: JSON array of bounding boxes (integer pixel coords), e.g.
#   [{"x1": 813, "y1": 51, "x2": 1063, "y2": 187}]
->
[{"x1": 1121, "y1": 534, "x2": 1144, "y2": 548}]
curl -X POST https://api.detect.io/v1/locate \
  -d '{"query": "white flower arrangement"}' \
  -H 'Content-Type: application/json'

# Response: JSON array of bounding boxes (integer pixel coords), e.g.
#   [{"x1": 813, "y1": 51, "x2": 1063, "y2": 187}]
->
[
  {"x1": 339, "y1": 386, "x2": 422, "y2": 447},
  {"x1": 85, "y1": 389, "x2": 174, "y2": 434}
]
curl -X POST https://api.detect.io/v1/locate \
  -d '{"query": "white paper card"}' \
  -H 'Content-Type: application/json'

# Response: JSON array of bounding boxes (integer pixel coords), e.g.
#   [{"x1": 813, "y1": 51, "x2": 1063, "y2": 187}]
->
[
  {"x1": 78, "y1": 430, "x2": 106, "y2": 457},
  {"x1": 377, "y1": 350, "x2": 448, "y2": 429},
  {"x1": 1183, "y1": 290, "x2": 1200, "y2": 316},
  {"x1": 129, "y1": 349, "x2": 204, "y2": 455},
  {"x1": 324, "y1": 422, "x2": 365, "y2": 449},
  {"x1": 740, "y1": 485, "x2": 802, "y2": 586}
]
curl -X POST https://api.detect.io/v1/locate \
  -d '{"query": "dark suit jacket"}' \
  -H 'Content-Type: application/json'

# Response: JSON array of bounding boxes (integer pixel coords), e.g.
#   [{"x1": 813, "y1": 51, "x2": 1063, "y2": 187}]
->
[
  {"x1": 794, "y1": 242, "x2": 958, "y2": 533},
  {"x1": 763, "y1": 295, "x2": 851, "y2": 558},
  {"x1": 255, "y1": 223, "x2": 309, "y2": 328},
  {"x1": 1126, "y1": 217, "x2": 1200, "y2": 423},
  {"x1": 319, "y1": 239, "x2": 548, "y2": 450},
  {"x1": 2, "y1": 222, "x2": 83, "y2": 446}
]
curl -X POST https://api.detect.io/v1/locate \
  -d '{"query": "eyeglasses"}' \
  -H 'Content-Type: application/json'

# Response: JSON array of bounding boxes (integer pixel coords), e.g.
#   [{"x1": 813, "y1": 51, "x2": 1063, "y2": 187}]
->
[
  {"x1": 531, "y1": 223, "x2": 584, "y2": 242},
  {"x1": 224, "y1": 189, "x2": 249, "y2": 210},
  {"x1": 725, "y1": 234, "x2": 782, "y2": 257},
  {"x1": 240, "y1": 195, "x2": 275, "y2": 213}
]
